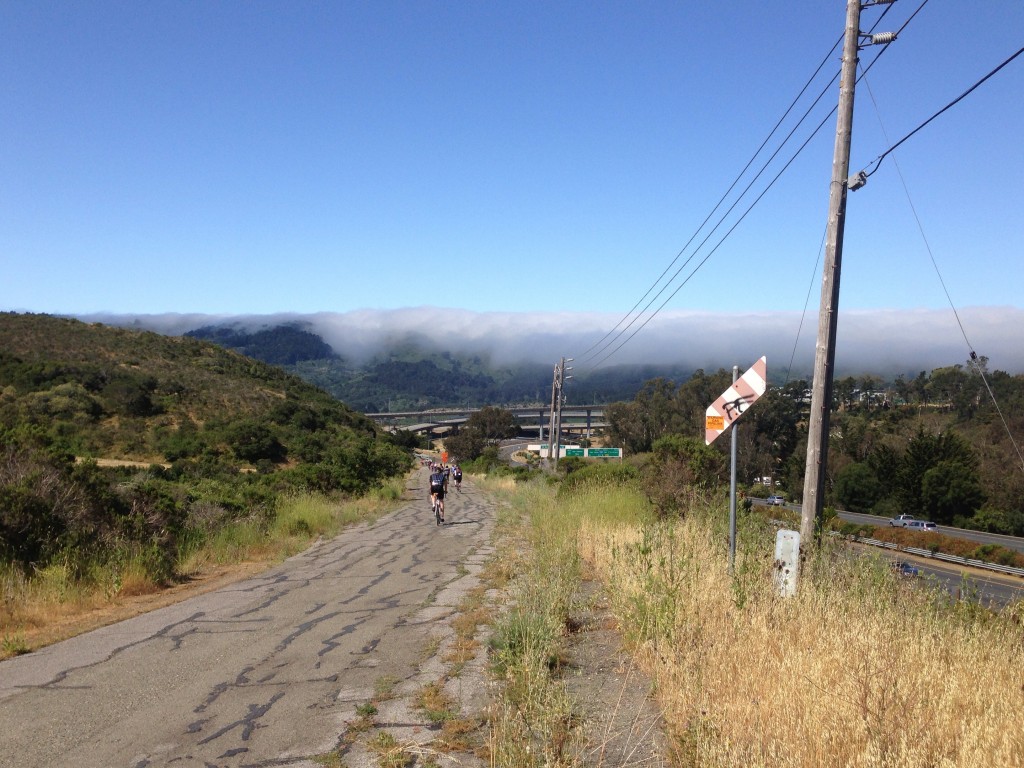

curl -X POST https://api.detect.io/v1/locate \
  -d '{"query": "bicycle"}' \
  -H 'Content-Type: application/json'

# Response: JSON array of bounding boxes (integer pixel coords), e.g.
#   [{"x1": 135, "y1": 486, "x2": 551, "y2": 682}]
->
[{"x1": 431, "y1": 494, "x2": 444, "y2": 526}]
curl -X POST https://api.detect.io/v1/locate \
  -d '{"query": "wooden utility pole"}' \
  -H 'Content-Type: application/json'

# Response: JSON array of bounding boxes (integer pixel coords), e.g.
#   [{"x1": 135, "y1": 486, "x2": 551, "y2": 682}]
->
[
  {"x1": 546, "y1": 362, "x2": 559, "y2": 464},
  {"x1": 550, "y1": 357, "x2": 572, "y2": 469},
  {"x1": 800, "y1": 0, "x2": 862, "y2": 544}
]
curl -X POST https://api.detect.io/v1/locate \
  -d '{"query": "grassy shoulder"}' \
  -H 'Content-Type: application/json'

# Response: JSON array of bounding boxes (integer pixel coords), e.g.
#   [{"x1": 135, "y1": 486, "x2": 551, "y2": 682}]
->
[
  {"x1": 0, "y1": 478, "x2": 407, "y2": 659},
  {"x1": 477, "y1": 472, "x2": 658, "y2": 767},
  {"x1": 482, "y1": 469, "x2": 1024, "y2": 768}
]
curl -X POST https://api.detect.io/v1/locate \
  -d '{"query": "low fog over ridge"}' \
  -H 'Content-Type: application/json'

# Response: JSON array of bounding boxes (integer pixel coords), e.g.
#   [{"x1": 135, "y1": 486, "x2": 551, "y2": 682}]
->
[{"x1": 77, "y1": 306, "x2": 1024, "y2": 377}]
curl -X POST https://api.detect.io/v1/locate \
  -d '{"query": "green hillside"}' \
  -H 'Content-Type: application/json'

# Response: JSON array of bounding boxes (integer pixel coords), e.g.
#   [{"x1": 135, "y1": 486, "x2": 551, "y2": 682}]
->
[
  {"x1": 1, "y1": 313, "x2": 381, "y2": 461},
  {"x1": 0, "y1": 312, "x2": 412, "y2": 579},
  {"x1": 184, "y1": 322, "x2": 699, "y2": 411}
]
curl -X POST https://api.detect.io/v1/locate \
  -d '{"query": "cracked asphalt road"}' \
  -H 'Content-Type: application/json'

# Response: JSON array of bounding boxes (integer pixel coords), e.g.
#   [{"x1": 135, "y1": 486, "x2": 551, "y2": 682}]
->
[{"x1": 0, "y1": 468, "x2": 498, "y2": 768}]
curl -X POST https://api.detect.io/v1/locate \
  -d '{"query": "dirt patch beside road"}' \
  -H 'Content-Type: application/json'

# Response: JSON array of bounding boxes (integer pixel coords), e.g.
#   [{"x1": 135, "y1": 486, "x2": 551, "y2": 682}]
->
[{"x1": 563, "y1": 578, "x2": 672, "y2": 767}]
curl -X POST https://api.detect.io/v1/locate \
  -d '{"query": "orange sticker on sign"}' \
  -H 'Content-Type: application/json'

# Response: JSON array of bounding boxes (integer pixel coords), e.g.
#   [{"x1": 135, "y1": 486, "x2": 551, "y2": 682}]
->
[{"x1": 706, "y1": 415, "x2": 725, "y2": 430}]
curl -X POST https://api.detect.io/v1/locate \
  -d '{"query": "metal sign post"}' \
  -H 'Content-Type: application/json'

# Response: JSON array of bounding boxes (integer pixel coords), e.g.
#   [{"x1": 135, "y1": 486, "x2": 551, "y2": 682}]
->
[
  {"x1": 729, "y1": 366, "x2": 739, "y2": 572},
  {"x1": 705, "y1": 356, "x2": 767, "y2": 573}
]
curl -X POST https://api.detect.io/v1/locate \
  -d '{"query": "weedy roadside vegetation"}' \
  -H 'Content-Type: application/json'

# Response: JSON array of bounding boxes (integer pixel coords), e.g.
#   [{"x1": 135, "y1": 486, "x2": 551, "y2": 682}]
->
[
  {"x1": 482, "y1": 470, "x2": 1024, "y2": 767},
  {"x1": 478, "y1": 476, "x2": 646, "y2": 767},
  {"x1": 0, "y1": 481, "x2": 406, "y2": 658}
]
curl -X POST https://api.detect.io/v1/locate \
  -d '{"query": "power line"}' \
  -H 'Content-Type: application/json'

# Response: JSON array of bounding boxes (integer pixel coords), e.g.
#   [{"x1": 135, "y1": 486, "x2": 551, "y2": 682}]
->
[
  {"x1": 863, "y1": 43, "x2": 1024, "y2": 179},
  {"x1": 576, "y1": 33, "x2": 845, "y2": 362},
  {"x1": 778, "y1": 2, "x2": 920, "y2": 387},
  {"x1": 586, "y1": 23, "x2": 910, "y2": 373},
  {"x1": 581, "y1": 66, "x2": 842, "y2": 367},
  {"x1": 580, "y1": 5, "x2": 907, "y2": 369},
  {"x1": 588, "y1": 102, "x2": 839, "y2": 371},
  {"x1": 784, "y1": 223, "x2": 829, "y2": 385},
  {"x1": 860, "y1": 68, "x2": 1024, "y2": 473}
]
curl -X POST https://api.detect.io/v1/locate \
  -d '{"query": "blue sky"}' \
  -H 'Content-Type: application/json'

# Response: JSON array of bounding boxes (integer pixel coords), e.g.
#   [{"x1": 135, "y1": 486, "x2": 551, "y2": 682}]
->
[{"x1": 2, "y1": 1, "x2": 1023, "y2": 368}]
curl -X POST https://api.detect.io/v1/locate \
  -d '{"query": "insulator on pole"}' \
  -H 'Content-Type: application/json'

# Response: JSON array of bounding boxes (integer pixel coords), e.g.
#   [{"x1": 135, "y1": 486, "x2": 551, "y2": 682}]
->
[
  {"x1": 868, "y1": 31, "x2": 897, "y2": 45},
  {"x1": 847, "y1": 170, "x2": 867, "y2": 191}
]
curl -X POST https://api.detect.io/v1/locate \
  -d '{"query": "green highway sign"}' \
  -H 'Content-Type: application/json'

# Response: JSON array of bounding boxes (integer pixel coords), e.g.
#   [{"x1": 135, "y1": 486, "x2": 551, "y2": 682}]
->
[
  {"x1": 565, "y1": 449, "x2": 585, "y2": 457},
  {"x1": 587, "y1": 448, "x2": 622, "y2": 458}
]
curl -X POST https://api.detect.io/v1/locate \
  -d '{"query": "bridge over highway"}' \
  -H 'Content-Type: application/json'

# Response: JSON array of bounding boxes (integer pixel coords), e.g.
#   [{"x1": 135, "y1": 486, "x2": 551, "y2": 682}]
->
[{"x1": 366, "y1": 405, "x2": 607, "y2": 438}]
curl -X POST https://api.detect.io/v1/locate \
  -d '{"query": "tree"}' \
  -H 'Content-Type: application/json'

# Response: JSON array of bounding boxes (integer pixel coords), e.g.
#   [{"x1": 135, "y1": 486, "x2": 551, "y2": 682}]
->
[
  {"x1": 605, "y1": 400, "x2": 647, "y2": 455},
  {"x1": 444, "y1": 428, "x2": 485, "y2": 463},
  {"x1": 605, "y1": 372, "x2": 733, "y2": 455},
  {"x1": 443, "y1": 406, "x2": 518, "y2": 463},
  {"x1": 928, "y1": 365, "x2": 979, "y2": 417},
  {"x1": 834, "y1": 376, "x2": 857, "y2": 410},
  {"x1": 227, "y1": 420, "x2": 286, "y2": 464},
  {"x1": 896, "y1": 429, "x2": 980, "y2": 518},
  {"x1": 644, "y1": 434, "x2": 727, "y2": 517},
  {"x1": 834, "y1": 462, "x2": 881, "y2": 513},
  {"x1": 921, "y1": 460, "x2": 986, "y2": 524},
  {"x1": 466, "y1": 406, "x2": 519, "y2": 441}
]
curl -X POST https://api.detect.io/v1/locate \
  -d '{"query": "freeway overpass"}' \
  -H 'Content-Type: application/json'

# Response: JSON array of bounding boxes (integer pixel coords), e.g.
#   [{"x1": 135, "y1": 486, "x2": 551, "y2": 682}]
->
[{"x1": 366, "y1": 405, "x2": 606, "y2": 439}]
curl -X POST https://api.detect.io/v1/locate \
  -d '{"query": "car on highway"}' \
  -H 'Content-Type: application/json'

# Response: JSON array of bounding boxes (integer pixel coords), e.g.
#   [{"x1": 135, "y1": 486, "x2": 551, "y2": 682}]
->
[
  {"x1": 890, "y1": 514, "x2": 915, "y2": 527},
  {"x1": 891, "y1": 560, "x2": 921, "y2": 577},
  {"x1": 906, "y1": 520, "x2": 937, "y2": 533},
  {"x1": 767, "y1": 495, "x2": 786, "y2": 506}
]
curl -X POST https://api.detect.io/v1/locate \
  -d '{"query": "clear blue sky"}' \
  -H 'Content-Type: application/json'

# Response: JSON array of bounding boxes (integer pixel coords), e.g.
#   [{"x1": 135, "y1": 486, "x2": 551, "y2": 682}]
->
[{"x1": 3, "y1": 1, "x2": 1022, "y2": 322}]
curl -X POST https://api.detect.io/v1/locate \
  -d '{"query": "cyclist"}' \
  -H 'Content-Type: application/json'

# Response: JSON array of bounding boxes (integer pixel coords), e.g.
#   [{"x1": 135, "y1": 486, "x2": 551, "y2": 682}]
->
[
  {"x1": 429, "y1": 464, "x2": 446, "y2": 524},
  {"x1": 453, "y1": 464, "x2": 463, "y2": 492}
]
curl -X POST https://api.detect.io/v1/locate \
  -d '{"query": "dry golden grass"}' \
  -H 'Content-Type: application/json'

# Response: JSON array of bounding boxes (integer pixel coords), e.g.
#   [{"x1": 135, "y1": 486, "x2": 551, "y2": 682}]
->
[
  {"x1": 418, "y1": 680, "x2": 457, "y2": 723},
  {"x1": 1, "y1": 486, "x2": 408, "y2": 659},
  {"x1": 576, "y1": 500, "x2": 1024, "y2": 768}
]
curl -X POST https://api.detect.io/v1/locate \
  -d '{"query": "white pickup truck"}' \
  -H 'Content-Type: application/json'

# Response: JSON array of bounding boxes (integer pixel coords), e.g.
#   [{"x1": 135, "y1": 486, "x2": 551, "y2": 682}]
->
[{"x1": 889, "y1": 514, "x2": 915, "y2": 527}]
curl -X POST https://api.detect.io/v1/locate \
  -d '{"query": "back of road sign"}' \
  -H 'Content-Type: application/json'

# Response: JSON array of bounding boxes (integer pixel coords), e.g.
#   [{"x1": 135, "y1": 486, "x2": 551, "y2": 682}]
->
[{"x1": 705, "y1": 356, "x2": 767, "y2": 445}]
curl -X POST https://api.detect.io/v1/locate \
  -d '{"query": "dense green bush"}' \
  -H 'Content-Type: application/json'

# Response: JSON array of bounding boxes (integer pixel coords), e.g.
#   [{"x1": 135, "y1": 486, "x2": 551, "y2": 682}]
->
[
  {"x1": 0, "y1": 446, "x2": 184, "y2": 579},
  {"x1": 226, "y1": 420, "x2": 287, "y2": 463}
]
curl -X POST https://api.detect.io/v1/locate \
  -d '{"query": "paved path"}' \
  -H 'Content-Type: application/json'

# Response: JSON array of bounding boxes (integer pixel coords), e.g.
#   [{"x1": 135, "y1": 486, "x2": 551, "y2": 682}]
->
[{"x1": 0, "y1": 468, "x2": 497, "y2": 768}]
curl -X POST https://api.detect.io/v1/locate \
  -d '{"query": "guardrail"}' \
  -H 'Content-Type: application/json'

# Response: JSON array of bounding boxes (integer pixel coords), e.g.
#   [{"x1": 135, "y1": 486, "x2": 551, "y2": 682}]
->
[{"x1": 833, "y1": 533, "x2": 1024, "y2": 578}]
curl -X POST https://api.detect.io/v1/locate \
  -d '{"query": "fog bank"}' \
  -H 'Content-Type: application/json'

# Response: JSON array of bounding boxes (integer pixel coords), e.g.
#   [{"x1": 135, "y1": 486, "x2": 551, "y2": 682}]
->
[{"x1": 76, "y1": 306, "x2": 1024, "y2": 376}]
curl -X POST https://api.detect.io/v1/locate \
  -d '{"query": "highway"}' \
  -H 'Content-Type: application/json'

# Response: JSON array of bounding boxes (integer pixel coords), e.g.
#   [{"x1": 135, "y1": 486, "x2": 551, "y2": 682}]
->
[
  {"x1": 752, "y1": 498, "x2": 1024, "y2": 609},
  {"x1": 754, "y1": 498, "x2": 1024, "y2": 554},
  {"x1": 890, "y1": 554, "x2": 1024, "y2": 609},
  {"x1": 840, "y1": 510, "x2": 1024, "y2": 554}
]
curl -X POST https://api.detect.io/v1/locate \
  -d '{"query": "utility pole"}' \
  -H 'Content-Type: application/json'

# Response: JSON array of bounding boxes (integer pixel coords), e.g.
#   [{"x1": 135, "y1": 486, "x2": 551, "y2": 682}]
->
[
  {"x1": 546, "y1": 357, "x2": 573, "y2": 468},
  {"x1": 546, "y1": 363, "x2": 559, "y2": 465},
  {"x1": 801, "y1": 0, "x2": 861, "y2": 544},
  {"x1": 555, "y1": 357, "x2": 573, "y2": 467},
  {"x1": 800, "y1": 0, "x2": 894, "y2": 544}
]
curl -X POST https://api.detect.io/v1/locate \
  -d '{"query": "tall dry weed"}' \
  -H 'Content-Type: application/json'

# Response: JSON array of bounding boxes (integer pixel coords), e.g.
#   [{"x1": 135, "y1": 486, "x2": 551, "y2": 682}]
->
[{"x1": 576, "y1": 491, "x2": 1024, "y2": 767}]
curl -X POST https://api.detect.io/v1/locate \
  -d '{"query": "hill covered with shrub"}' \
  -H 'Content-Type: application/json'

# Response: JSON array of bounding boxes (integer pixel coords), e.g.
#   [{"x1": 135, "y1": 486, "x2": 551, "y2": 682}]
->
[
  {"x1": 0, "y1": 312, "x2": 413, "y2": 579},
  {"x1": 184, "y1": 321, "x2": 698, "y2": 411}
]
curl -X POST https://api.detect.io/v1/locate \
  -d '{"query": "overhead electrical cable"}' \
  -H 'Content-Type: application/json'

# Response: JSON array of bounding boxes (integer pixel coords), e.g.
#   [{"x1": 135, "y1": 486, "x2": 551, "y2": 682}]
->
[
  {"x1": 584, "y1": 5, "x2": 911, "y2": 370},
  {"x1": 860, "y1": 68, "x2": 1024, "y2": 473},
  {"x1": 575, "y1": 32, "x2": 845, "y2": 362},
  {"x1": 862, "y1": 44, "x2": 1024, "y2": 179},
  {"x1": 780, "y1": 2, "x2": 922, "y2": 385},
  {"x1": 784, "y1": 224, "x2": 829, "y2": 385},
  {"x1": 581, "y1": 75, "x2": 840, "y2": 367},
  {"x1": 587, "y1": 104, "x2": 839, "y2": 371},
  {"x1": 580, "y1": 63, "x2": 843, "y2": 366}
]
